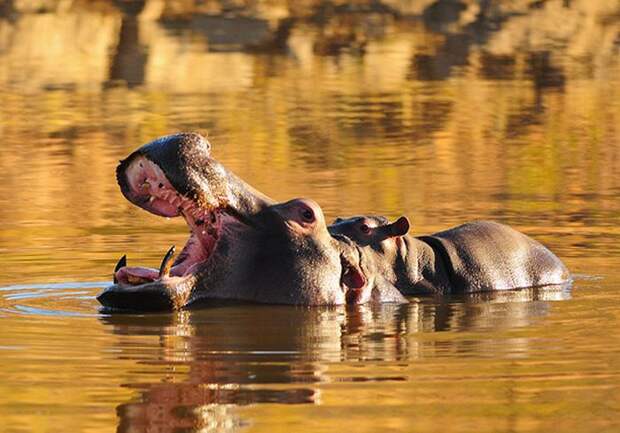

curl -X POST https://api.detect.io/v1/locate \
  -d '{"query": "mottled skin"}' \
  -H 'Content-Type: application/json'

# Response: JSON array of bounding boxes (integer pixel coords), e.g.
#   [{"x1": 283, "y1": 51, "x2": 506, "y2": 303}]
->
[
  {"x1": 98, "y1": 133, "x2": 406, "y2": 311},
  {"x1": 329, "y1": 216, "x2": 571, "y2": 295}
]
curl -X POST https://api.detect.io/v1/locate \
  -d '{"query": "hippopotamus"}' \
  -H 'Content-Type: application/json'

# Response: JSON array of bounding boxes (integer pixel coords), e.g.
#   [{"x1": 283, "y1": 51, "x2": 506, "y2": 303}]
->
[
  {"x1": 97, "y1": 133, "x2": 407, "y2": 311},
  {"x1": 328, "y1": 215, "x2": 571, "y2": 295}
]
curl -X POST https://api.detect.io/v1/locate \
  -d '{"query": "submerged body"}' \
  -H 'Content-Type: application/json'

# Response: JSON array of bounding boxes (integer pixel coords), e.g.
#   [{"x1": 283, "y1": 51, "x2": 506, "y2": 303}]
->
[{"x1": 329, "y1": 217, "x2": 571, "y2": 295}]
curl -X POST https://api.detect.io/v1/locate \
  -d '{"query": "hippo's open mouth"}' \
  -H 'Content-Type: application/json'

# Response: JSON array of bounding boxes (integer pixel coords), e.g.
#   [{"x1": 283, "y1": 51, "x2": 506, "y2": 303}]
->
[{"x1": 112, "y1": 155, "x2": 234, "y2": 287}]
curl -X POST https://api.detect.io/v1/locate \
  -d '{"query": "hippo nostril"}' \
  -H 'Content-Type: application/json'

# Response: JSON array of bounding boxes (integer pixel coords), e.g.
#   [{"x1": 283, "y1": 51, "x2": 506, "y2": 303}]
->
[{"x1": 301, "y1": 209, "x2": 314, "y2": 222}]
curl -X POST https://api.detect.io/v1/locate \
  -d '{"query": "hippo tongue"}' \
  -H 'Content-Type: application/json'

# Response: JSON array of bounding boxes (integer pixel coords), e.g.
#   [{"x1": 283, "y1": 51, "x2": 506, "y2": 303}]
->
[{"x1": 115, "y1": 267, "x2": 159, "y2": 285}]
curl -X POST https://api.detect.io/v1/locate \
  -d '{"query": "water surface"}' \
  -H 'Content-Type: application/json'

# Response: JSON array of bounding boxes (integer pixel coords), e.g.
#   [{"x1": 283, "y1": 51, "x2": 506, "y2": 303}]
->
[{"x1": 0, "y1": 2, "x2": 619, "y2": 432}]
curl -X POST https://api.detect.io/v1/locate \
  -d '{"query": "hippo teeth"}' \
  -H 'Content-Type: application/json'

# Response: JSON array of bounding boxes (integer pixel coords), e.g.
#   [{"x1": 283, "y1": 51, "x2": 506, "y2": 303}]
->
[
  {"x1": 113, "y1": 255, "x2": 127, "y2": 283},
  {"x1": 159, "y1": 245, "x2": 176, "y2": 278},
  {"x1": 113, "y1": 155, "x2": 231, "y2": 287},
  {"x1": 111, "y1": 211, "x2": 222, "y2": 287}
]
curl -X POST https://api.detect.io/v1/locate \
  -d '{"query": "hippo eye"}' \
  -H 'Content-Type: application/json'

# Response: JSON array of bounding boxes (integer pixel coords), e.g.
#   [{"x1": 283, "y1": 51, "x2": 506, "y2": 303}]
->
[
  {"x1": 359, "y1": 223, "x2": 370, "y2": 234},
  {"x1": 301, "y1": 208, "x2": 315, "y2": 222}
]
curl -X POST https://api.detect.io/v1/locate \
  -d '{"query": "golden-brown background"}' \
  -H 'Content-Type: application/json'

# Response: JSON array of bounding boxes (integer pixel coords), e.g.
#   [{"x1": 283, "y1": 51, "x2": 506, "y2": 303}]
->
[{"x1": 0, "y1": 1, "x2": 619, "y2": 432}]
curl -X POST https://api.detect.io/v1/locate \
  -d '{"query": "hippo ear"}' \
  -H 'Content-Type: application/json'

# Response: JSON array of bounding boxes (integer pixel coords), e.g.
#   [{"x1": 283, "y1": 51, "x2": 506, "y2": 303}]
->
[
  {"x1": 387, "y1": 216, "x2": 410, "y2": 237},
  {"x1": 333, "y1": 217, "x2": 344, "y2": 224}
]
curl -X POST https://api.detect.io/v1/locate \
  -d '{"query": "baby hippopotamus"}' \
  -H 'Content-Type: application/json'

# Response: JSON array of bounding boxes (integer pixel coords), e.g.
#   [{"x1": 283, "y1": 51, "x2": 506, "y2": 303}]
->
[{"x1": 328, "y1": 216, "x2": 571, "y2": 295}]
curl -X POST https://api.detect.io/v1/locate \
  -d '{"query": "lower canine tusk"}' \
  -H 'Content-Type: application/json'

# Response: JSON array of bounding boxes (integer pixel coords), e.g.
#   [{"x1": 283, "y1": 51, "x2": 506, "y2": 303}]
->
[
  {"x1": 113, "y1": 255, "x2": 127, "y2": 283},
  {"x1": 159, "y1": 246, "x2": 176, "y2": 278}
]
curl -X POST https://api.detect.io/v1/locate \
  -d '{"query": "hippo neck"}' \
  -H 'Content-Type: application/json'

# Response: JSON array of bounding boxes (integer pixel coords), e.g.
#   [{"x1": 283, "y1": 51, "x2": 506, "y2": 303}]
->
[
  {"x1": 224, "y1": 169, "x2": 276, "y2": 219},
  {"x1": 398, "y1": 235, "x2": 452, "y2": 294}
]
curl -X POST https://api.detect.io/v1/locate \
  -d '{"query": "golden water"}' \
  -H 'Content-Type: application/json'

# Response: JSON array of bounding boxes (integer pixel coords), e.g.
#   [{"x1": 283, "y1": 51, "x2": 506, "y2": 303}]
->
[{"x1": 0, "y1": 2, "x2": 619, "y2": 432}]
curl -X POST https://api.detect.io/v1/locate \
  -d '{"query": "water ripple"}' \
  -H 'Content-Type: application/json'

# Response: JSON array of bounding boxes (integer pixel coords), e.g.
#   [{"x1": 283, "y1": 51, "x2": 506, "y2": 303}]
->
[{"x1": 0, "y1": 281, "x2": 106, "y2": 317}]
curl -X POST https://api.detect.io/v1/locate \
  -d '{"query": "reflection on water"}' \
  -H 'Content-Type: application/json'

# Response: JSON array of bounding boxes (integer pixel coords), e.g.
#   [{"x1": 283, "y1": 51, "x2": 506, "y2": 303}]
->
[
  {"x1": 0, "y1": 280, "x2": 580, "y2": 432},
  {"x1": 0, "y1": 1, "x2": 620, "y2": 432},
  {"x1": 98, "y1": 286, "x2": 570, "y2": 432}
]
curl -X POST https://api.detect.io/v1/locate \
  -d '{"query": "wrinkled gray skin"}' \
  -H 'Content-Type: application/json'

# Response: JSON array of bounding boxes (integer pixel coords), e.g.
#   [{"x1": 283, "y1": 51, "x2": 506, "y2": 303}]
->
[
  {"x1": 329, "y1": 216, "x2": 571, "y2": 295},
  {"x1": 97, "y1": 133, "x2": 406, "y2": 311}
]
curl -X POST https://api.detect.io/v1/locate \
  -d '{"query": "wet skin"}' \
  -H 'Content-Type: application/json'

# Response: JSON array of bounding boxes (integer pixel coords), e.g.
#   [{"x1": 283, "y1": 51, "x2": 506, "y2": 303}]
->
[
  {"x1": 329, "y1": 216, "x2": 571, "y2": 295},
  {"x1": 97, "y1": 133, "x2": 406, "y2": 311}
]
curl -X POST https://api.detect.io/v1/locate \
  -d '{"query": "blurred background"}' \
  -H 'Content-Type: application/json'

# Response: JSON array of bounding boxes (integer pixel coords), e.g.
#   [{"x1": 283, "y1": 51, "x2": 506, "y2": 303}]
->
[
  {"x1": 1, "y1": 0, "x2": 619, "y2": 285},
  {"x1": 0, "y1": 2, "x2": 619, "y2": 432}
]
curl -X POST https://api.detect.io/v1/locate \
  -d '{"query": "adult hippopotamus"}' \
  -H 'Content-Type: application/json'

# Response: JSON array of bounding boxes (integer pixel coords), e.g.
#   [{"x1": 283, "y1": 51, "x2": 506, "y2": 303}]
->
[
  {"x1": 328, "y1": 215, "x2": 571, "y2": 295},
  {"x1": 97, "y1": 133, "x2": 406, "y2": 311}
]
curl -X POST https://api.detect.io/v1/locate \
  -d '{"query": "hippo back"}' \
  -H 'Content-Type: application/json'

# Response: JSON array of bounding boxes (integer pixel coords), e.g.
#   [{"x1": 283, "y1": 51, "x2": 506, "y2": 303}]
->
[{"x1": 419, "y1": 221, "x2": 570, "y2": 293}]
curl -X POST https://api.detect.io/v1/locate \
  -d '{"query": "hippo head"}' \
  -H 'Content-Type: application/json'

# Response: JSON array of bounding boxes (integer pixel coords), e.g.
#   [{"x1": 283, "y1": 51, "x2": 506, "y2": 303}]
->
[
  {"x1": 329, "y1": 215, "x2": 411, "y2": 292},
  {"x1": 252, "y1": 198, "x2": 372, "y2": 305},
  {"x1": 329, "y1": 215, "x2": 410, "y2": 249},
  {"x1": 97, "y1": 133, "x2": 405, "y2": 311}
]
